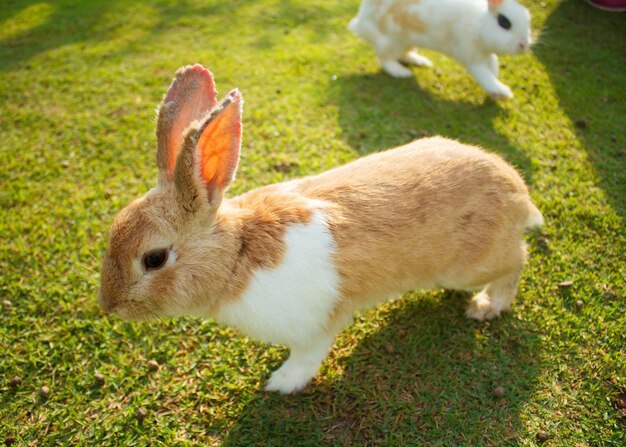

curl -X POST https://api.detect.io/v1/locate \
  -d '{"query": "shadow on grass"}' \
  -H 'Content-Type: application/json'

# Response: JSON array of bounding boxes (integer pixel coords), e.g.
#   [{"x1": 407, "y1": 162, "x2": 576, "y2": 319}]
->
[
  {"x1": 221, "y1": 293, "x2": 541, "y2": 446},
  {"x1": 0, "y1": 0, "x2": 239, "y2": 72},
  {"x1": 0, "y1": 0, "x2": 353, "y2": 72},
  {"x1": 533, "y1": 0, "x2": 626, "y2": 220},
  {"x1": 244, "y1": 0, "x2": 356, "y2": 50},
  {"x1": 330, "y1": 72, "x2": 534, "y2": 180},
  {"x1": 219, "y1": 34, "x2": 541, "y2": 446},
  {"x1": 0, "y1": 0, "x2": 120, "y2": 71}
]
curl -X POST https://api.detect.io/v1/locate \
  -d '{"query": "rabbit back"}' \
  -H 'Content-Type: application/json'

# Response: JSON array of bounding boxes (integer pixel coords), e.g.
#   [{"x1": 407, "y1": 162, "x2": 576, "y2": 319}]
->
[
  {"x1": 296, "y1": 137, "x2": 539, "y2": 317},
  {"x1": 350, "y1": 0, "x2": 486, "y2": 60}
]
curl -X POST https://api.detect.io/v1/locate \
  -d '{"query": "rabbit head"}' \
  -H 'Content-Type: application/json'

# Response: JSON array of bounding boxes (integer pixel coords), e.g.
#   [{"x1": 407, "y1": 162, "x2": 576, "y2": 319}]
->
[
  {"x1": 99, "y1": 65, "x2": 243, "y2": 320},
  {"x1": 481, "y1": 0, "x2": 531, "y2": 55}
]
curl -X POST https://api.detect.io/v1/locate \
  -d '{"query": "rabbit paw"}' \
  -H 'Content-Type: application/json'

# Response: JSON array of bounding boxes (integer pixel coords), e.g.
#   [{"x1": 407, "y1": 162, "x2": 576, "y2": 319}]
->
[
  {"x1": 381, "y1": 60, "x2": 414, "y2": 78},
  {"x1": 487, "y1": 84, "x2": 514, "y2": 100},
  {"x1": 265, "y1": 358, "x2": 317, "y2": 394},
  {"x1": 465, "y1": 292, "x2": 502, "y2": 321},
  {"x1": 402, "y1": 51, "x2": 433, "y2": 68}
]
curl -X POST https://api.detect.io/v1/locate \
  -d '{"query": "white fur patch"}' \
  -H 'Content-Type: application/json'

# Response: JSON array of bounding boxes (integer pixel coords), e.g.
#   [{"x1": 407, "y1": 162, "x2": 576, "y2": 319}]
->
[
  {"x1": 349, "y1": 0, "x2": 531, "y2": 97},
  {"x1": 214, "y1": 210, "x2": 340, "y2": 348}
]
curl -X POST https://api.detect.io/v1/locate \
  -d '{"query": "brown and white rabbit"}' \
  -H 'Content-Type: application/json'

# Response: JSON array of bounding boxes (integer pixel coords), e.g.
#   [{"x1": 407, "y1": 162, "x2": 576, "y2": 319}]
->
[
  {"x1": 348, "y1": 0, "x2": 532, "y2": 99},
  {"x1": 99, "y1": 65, "x2": 543, "y2": 394}
]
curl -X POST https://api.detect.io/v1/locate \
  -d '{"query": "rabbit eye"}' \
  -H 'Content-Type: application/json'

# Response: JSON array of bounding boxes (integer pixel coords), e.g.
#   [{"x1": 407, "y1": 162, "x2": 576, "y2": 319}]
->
[
  {"x1": 497, "y1": 14, "x2": 512, "y2": 30},
  {"x1": 142, "y1": 249, "x2": 168, "y2": 271}
]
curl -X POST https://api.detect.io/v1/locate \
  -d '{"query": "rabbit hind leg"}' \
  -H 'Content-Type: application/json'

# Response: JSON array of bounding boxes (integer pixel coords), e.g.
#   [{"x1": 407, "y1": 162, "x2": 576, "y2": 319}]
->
[
  {"x1": 464, "y1": 237, "x2": 528, "y2": 321},
  {"x1": 376, "y1": 38, "x2": 414, "y2": 77},
  {"x1": 401, "y1": 50, "x2": 433, "y2": 67},
  {"x1": 465, "y1": 269, "x2": 522, "y2": 321}
]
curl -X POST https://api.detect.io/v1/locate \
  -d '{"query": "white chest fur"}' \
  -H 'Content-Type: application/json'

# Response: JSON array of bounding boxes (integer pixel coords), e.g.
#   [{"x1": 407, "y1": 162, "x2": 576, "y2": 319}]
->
[{"x1": 214, "y1": 210, "x2": 340, "y2": 348}]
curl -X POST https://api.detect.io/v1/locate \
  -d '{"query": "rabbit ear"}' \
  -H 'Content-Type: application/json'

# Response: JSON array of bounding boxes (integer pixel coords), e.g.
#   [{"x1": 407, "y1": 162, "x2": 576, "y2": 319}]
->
[
  {"x1": 174, "y1": 89, "x2": 242, "y2": 212},
  {"x1": 488, "y1": 0, "x2": 503, "y2": 13},
  {"x1": 156, "y1": 64, "x2": 218, "y2": 180}
]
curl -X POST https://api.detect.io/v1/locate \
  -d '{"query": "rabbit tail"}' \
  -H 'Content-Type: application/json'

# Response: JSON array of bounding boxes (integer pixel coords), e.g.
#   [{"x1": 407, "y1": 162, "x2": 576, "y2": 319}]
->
[{"x1": 526, "y1": 203, "x2": 544, "y2": 229}]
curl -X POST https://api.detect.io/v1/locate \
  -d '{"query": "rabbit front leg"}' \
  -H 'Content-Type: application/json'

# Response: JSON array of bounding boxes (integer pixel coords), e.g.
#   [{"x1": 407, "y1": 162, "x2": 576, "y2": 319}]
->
[
  {"x1": 467, "y1": 60, "x2": 513, "y2": 100},
  {"x1": 401, "y1": 50, "x2": 433, "y2": 68},
  {"x1": 265, "y1": 334, "x2": 335, "y2": 394},
  {"x1": 487, "y1": 54, "x2": 499, "y2": 77},
  {"x1": 376, "y1": 37, "x2": 414, "y2": 78}
]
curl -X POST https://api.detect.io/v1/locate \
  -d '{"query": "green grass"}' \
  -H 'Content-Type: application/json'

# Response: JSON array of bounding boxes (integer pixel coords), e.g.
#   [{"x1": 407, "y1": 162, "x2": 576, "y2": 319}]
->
[{"x1": 1, "y1": 0, "x2": 624, "y2": 445}]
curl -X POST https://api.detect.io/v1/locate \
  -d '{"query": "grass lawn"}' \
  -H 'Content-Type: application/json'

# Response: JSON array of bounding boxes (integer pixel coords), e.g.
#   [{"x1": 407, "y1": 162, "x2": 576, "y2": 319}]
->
[{"x1": 1, "y1": 0, "x2": 624, "y2": 445}]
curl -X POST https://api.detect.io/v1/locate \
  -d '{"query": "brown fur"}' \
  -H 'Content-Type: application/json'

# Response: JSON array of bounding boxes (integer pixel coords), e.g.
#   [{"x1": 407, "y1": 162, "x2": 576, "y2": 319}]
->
[
  {"x1": 100, "y1": 181, "x2": 314, "y2": 318},
  {"x1": 213, "y1": 188, "x2": 313, "y2": 307},
  {"x1": 100, "y1": 65, "x2": 543, "y2": 394},
  {"x1": 156, "y1": 65, "x2": 217, "y2": 181},
  {"x1": 380, "y1": 0, "x2": 427, "y2": 34},
  {"x1": 100, "y1": 192, "x2": 183, "y2": 316},
  {"x1": 101, "y1": 65, "x2": 541, "y2": 334},
  {"x1": 101, "y1": 136, "x2": 538, "y2": 323},
  {"x1": 101, "y1": 66, "x2": 319, "y2": 319},
  {"x1": 294, "y1": 137, "x2": 535, "y2": 328}
]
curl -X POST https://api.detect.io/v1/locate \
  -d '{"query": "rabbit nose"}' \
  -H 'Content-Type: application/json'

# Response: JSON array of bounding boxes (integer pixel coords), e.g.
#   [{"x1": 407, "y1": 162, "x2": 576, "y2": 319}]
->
[{"x1": 98, "y1": 290, "x2": 117, "y2": 315}]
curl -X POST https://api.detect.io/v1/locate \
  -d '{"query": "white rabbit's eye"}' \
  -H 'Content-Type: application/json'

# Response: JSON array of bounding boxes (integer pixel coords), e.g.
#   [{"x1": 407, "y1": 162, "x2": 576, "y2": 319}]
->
[
  {"x1": 143, "y1": 249, "x2": 168, "y2": 271},
  {"x1": 497, "y1": 14, "x2": 512, "y2": 31}
]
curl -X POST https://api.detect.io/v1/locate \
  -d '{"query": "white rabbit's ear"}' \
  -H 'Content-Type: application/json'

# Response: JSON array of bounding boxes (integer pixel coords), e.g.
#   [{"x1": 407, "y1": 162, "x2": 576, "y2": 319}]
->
[
  {"x1": 487, "y1": 0, "x2": 503, "y2": 13},
  {"x1": 156, "y1": 64, "x2": 218, "y2": 180},
  {"x1": 174, "y1": 89, "x2": 242, "y2": 212}
]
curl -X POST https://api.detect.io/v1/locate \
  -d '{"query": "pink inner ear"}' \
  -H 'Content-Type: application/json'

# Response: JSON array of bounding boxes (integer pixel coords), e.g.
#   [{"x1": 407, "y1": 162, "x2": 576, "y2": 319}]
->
[
  {"x1": 197, "y1": 90, "x2": 242, "y2": 194},
  {"x1": 164, "y1": 65, "x2": 218, "y2": 176}
]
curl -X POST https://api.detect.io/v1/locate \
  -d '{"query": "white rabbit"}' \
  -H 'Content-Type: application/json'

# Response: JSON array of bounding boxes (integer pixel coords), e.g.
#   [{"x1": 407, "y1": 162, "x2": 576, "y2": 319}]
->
[
  {"x1": 349, "y1": 0, "x2": 532, "y2": 99},
  {"x1": 99, "y1": 65, "x2": 543, "y2": 394}
]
